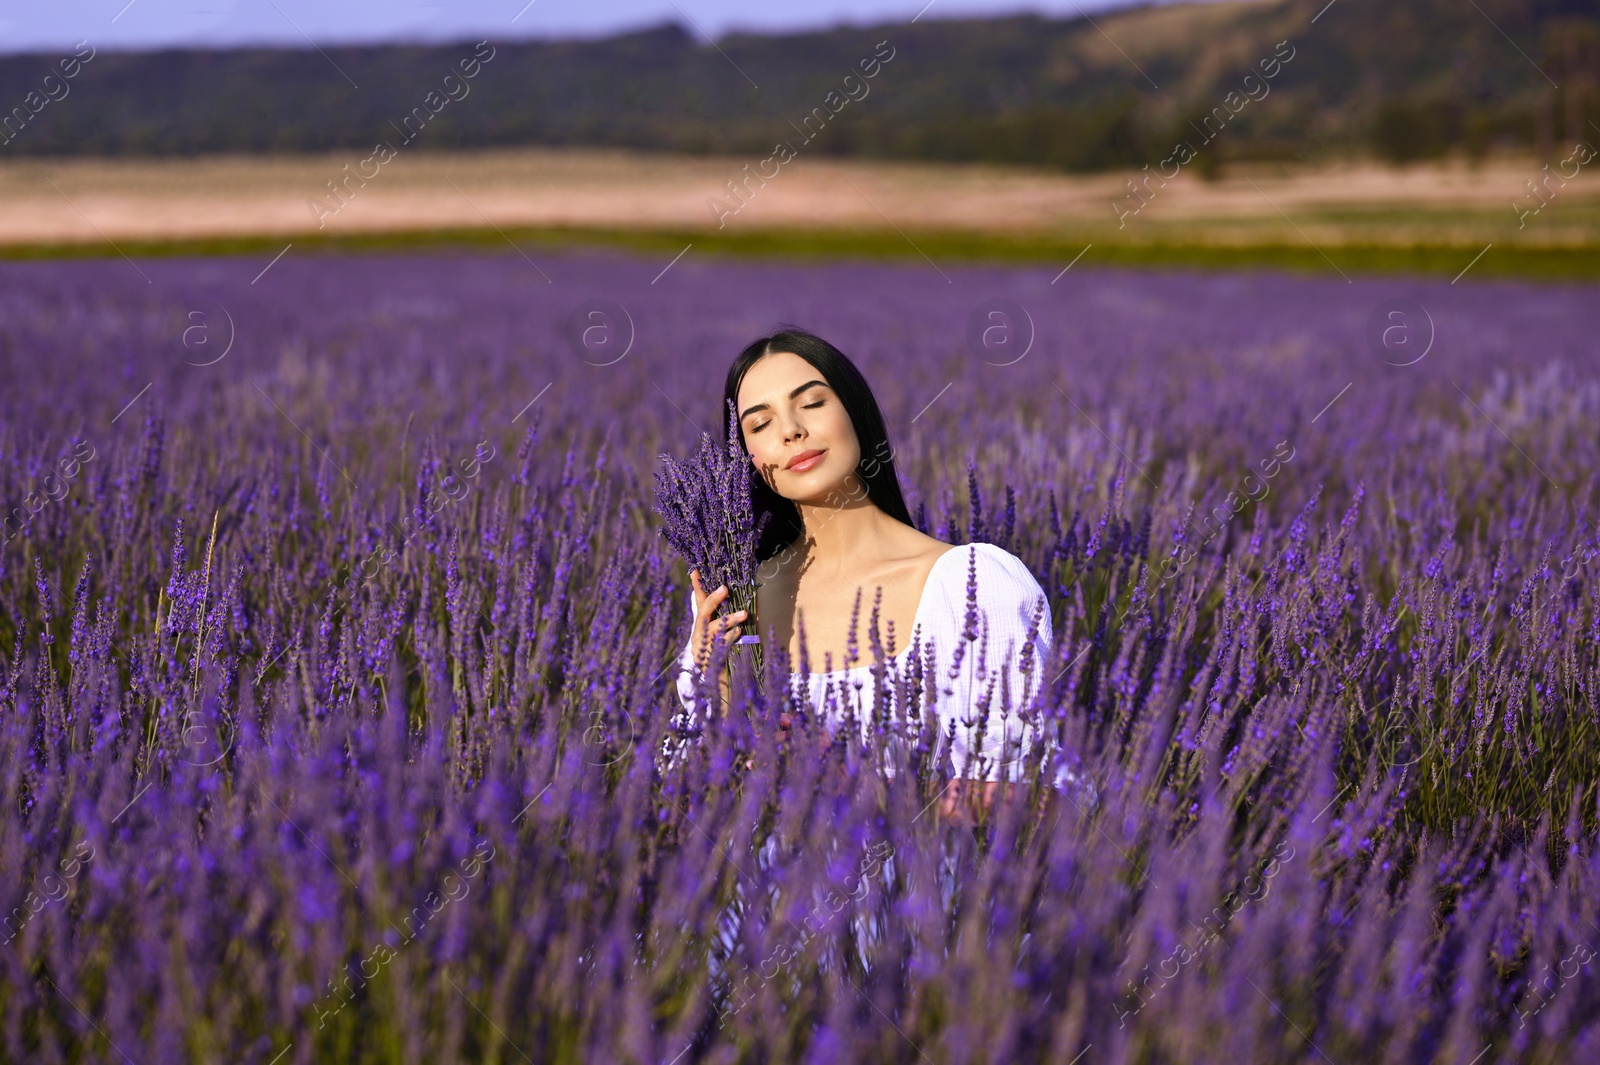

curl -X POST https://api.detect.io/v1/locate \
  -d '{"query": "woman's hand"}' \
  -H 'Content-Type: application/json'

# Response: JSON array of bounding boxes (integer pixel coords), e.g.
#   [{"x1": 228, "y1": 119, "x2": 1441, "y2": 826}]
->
[
  {"x1": 937, "y1": 779, "x2": 1057, "y2": 828},
  {"x1": 742, "y1": 712, "x2": 797, "y2": 772},
  {"x1": 938, "y1": 779, "x2": 1000, "y2": 824},
  {"x1": 690, "y1": 569, "x2": 748, "y2": 673}
]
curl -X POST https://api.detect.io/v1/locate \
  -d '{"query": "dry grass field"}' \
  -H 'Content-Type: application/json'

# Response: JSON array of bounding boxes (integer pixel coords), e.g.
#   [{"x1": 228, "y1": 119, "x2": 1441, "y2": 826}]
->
[{"x1": 2, "y1": 147, "x2": 1596, "y2": 275}]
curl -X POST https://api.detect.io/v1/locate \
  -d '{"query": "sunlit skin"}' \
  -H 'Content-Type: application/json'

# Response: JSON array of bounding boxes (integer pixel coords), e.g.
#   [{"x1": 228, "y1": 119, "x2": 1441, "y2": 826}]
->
[{"x1": 687, "y1": 349, "x2": 1040, "y2": 826}]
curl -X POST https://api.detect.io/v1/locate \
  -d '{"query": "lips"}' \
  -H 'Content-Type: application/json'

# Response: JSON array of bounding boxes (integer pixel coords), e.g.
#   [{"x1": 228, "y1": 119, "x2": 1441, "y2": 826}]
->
[{"x1": 786, "y1": 449, "x2": 826, "y2": 471}]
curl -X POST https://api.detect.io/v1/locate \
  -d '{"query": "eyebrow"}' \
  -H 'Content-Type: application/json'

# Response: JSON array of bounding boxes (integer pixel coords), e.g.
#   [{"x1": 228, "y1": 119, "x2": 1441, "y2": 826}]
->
[{"x1": 739, "y1": 379, "x2": 829, "y2": 421}]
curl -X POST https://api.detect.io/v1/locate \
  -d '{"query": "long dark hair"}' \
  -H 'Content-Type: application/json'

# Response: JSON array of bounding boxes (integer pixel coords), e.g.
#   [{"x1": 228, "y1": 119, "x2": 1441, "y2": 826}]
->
[{"x1": 723, "y1": 328, "x2": 915, "y2": 563}]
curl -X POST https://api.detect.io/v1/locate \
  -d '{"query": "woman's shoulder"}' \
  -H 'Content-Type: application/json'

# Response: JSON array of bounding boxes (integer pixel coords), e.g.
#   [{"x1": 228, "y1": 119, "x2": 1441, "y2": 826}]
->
[{"x1": 923, "y1": 542, "x2": 1052, "y2": 651}]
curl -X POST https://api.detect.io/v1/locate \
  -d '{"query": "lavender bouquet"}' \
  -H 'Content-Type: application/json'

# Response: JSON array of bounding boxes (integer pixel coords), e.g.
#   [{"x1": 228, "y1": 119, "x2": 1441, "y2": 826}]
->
[{"x1": 654, "y1": 398, "x2": 772, "y2": 678}]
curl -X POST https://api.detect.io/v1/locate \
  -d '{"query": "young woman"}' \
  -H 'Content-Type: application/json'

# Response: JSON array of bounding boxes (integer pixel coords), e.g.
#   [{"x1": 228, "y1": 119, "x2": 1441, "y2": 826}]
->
[{"x1": 668, "y1": 328, "x2": 1088, "y2": 823}]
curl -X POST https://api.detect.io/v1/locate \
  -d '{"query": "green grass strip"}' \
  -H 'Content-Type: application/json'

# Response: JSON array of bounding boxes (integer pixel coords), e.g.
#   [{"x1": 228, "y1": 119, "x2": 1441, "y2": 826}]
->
[{"x1": 1, "y1": 225, "x2": 1593, "y2": 281}]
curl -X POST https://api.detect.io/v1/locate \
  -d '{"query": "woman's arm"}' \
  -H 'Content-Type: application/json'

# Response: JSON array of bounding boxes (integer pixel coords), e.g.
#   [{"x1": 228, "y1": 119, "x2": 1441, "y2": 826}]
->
[
  {"x1": 938, "y1": 779, "x2": 1004, "y2": 822},
  {"x1": 936, "y1": 746, "x2": 1097, "y2": 828},
  {"x1": 664, "y1": 661, "x2": 735, "y2": 775},
  {"x1": 937, "y1": 545, "x2": 1055, "y2": 788},
  {"x1": 671, "y1": 574, "x2": 743, "y2": 724},
  {"x1": 937, "y1": 779, "x2": 1058, "y2": 826},
  {"x1": 925, "y1": 545, "x2": 1097, "y2": 828}
]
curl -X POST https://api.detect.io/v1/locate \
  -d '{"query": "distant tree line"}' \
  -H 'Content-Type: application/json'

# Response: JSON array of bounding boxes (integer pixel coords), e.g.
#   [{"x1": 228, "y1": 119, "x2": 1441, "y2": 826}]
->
[
  {"x1": 1368, "y1": 19, "x2": 1599, "y2": 164},
  {"x1": 0, "y1": 0, "x2": 1593, "y2": 172}
]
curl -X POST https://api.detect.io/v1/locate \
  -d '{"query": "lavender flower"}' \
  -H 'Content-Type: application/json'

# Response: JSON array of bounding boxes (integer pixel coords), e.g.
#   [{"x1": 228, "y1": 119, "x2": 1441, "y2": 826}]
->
[
  {"x1": 0, "y1": 252, "x2": 1594, "y2": 1061},
  {"x1": 654, "y1": 398, "x2": 772, "y2": 676}
]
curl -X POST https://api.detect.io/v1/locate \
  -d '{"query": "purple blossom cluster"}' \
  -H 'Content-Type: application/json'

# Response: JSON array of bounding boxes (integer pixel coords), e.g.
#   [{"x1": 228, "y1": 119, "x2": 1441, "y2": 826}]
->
[
  {"x1": 653, "y1": 399, "x2": 771, "y2": 674},
  {"x1": 0, "y1": 250, "x2": 1596, "y2": 1062}
]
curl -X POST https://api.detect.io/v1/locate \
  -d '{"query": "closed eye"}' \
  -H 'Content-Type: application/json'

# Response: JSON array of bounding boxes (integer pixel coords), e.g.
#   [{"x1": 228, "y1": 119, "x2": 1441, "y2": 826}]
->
[{"x1": 750, "y1": 399, "x2": 826, "y2": 434}]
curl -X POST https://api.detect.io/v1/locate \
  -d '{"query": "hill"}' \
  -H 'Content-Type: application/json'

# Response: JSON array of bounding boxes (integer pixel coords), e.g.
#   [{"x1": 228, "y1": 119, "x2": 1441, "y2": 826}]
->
[{"x1": 1, "y1": 0, "x2": 1595, "y2": 172}]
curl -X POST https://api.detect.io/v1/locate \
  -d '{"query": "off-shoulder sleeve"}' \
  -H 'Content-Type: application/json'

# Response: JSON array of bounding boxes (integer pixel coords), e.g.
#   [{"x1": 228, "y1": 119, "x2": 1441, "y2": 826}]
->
[
  {"x1": 674, "y1": 589, "x2": 698, "y2": 713},
  {"x1": 661, "y1": 590, "x2": 703, "y2": 772},
  {"x1": 928, "y1": 544, "x2": 1054, "y2": 783}
]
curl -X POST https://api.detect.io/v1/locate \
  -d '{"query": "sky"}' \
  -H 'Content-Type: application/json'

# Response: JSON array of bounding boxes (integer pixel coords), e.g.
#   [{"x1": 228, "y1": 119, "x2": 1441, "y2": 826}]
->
[{"x1": 0, "y1": 0, "x2": 1214, "y2": 54}]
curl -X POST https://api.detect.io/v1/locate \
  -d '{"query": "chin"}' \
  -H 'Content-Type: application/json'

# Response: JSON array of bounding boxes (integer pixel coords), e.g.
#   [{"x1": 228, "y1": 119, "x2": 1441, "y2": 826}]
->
[{"x1": 791, "y1": 476, "x2": 853, "y2": 507}]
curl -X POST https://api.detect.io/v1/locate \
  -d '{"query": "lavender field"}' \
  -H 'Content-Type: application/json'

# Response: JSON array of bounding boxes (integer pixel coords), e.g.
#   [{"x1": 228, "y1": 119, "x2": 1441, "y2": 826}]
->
[{"x1": 2, "y1": 248, "x2": 1599, "y2": 1064}]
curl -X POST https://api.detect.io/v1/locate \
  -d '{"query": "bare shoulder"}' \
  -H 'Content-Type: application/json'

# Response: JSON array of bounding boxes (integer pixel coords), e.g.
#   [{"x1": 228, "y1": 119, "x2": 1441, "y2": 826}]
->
[{"x1": 898, "y1": 527, "x2": 958, "y2": 567}]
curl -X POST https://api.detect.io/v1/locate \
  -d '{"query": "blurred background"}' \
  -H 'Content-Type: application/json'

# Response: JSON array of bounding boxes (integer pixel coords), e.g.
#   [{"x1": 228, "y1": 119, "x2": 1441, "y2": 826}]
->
[{"x1": 2, "y1": 0, "x2": 1596, "y2": 278}]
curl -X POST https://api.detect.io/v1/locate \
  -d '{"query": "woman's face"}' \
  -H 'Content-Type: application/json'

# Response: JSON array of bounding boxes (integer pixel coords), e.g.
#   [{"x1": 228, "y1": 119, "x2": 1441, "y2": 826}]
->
[{"x1": 736, "y1": 351, "x2": 861, "y2": 505}]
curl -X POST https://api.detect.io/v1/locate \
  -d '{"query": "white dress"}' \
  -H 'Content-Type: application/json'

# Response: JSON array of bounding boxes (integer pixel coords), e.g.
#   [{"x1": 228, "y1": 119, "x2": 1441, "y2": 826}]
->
[{"x1": 668, "y1": 542, "x2": 1091, "y2": 795}]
